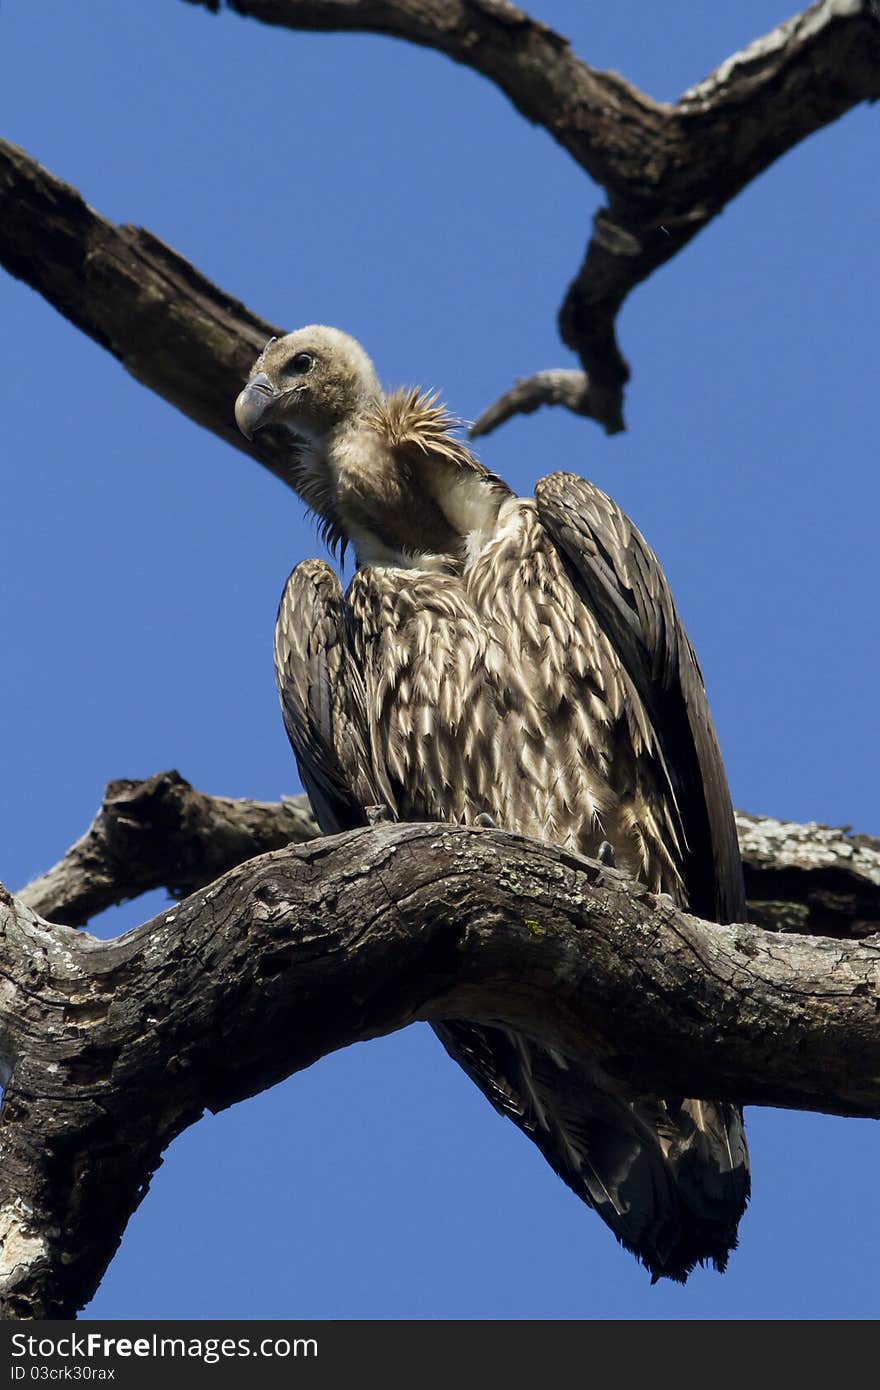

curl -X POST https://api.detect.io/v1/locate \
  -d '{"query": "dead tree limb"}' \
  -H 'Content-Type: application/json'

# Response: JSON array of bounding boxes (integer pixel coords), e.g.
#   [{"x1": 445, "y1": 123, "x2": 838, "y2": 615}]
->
[
  {"x1": 4, "y1": 5, "x2": 879, "y2": 440},
  {"x1": 470, "y1": 369, "x2": 597, "y2": 439},
  {"x1": 182, "y1": 0, "x2": 880, "y2": 431},
  {"x1": 736, "y1": 811, "x2": 880, "y2": 938},
  {"x1": 0, "y1": 140, "x2": 296, "y2": 492},
  {"x1": 15, "y1": 772, "x2": 318, "y2": 928},
  {"x1": 2, "y1": 821, "x2": 879, "y2": 1318},
  {"x1": 16, "y1": 774, "x2": 880, "y2": 941}
]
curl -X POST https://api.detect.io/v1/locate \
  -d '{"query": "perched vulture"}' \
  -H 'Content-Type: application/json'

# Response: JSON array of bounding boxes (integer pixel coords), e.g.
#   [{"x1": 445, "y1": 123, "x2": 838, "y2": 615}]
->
[{"x1": 235, "y1": 326, "x2": 749, "y2": 1281}]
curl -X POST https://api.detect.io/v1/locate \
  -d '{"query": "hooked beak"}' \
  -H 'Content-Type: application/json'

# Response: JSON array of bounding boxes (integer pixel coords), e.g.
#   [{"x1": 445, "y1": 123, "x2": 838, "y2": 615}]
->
[{"x1": 234, "y1": 372, "x2": 276, "y2": 441}]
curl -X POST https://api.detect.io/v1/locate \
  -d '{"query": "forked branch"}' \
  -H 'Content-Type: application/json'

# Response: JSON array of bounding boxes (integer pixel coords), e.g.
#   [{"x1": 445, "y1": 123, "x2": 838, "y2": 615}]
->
[
  {"x1": 3, "y1": 4, "x2": 878, "y2": 438},
  {"x1": 185, "y1": 0, "x2": 880, "y2": 430}
]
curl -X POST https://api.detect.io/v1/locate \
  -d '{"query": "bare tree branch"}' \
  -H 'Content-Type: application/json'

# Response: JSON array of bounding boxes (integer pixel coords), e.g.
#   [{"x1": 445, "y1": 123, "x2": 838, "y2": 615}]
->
[
  {"x1": 16, "y1": 771, "x2": 318, "y2": 927},
  {"x1": 737, "y1": 811, "x2": 880, "y2": 937},
  {"x1": 470, "y1": 369, "x2": 599, "y2": 437},
  {"x1": 0, "y1": 140, "x2": 299, "y2": 492},
  {"x1": 16, "y1": 773, "x2": 880, "y2": 942},
  {"x1": 184, "y1": 0, "x2": 880, "y2": 433},
  {"x1": 183, "y1": 0, "x2": 663, "y2": 186},
  {"x1": 556, "y1": 0, "x2": 880, "y2": 431},
  {"x1": 4, "y1": 3, "x2": 879, "y2": 442},
  {"x1": 2, "y1": 820, "x2": 879, "y2": 1317}
]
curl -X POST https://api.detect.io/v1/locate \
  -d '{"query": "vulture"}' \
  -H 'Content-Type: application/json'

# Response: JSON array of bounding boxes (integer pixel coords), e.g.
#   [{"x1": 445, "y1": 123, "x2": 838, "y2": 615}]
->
[{"x1": 235, "y1": 326, "x2": 750, "y2": 1282}]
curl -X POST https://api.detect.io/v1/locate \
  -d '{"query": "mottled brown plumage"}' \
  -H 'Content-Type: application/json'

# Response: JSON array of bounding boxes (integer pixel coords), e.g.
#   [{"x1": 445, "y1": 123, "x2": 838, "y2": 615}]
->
[{"x1": 236, "y1": 326, "x2": 750, "y2": 1281}]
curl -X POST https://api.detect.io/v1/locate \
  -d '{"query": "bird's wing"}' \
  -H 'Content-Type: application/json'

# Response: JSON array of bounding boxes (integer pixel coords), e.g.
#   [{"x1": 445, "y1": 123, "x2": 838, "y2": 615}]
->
[
  {"x1": 434, "y1": 1019, "x2": 740, "y2": 1281},
  {"x1": 436, "y1": 477, "x2": 749, "y2": 1279},
  {"x1": 534, "y1": 472, "x2": 745, "y2": 925},
  {"x1": 273, "y1": 559, "x2": 374, "y2": 834}
]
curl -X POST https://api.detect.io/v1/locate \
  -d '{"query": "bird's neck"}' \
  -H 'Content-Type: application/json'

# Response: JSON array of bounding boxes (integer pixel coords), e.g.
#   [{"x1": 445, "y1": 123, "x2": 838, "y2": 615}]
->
[{"x1": 325, "y1": 420, "x2": 499, "y2": 572}]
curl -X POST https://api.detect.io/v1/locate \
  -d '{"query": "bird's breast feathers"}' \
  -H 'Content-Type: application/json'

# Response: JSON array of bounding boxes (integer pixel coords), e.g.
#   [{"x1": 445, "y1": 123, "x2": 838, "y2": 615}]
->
[{"x1": 343, "y1": 498, "x2": 681, "y2": 892}]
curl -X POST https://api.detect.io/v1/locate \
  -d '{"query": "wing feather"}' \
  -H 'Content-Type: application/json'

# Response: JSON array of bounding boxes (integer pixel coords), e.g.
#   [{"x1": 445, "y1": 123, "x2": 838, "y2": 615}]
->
[
  {"x1": 434, "y1": 1021, "x2": 718, "y2": 1279},
  {"x1": 434, "y1": 479, "x2": 749, "y2": 1280},
  {"x1": 273, "y1": 559, "x2": 375, "y2": 833},
  {"x1": 535, "y1": 472, "x2": 745, "y2": 925}
]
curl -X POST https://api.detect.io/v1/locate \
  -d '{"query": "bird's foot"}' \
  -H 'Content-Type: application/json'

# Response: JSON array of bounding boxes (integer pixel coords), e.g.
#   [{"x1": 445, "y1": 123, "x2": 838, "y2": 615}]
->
[
  {"x1": 597, "y1": 840, "x2": 616, "y2": 868},
  {"x1": 365, "y1": 804, "x2": 393, "y2": 826},
  {"x1": 474, "y1": 812, "x2": 496, "y2": 828}
]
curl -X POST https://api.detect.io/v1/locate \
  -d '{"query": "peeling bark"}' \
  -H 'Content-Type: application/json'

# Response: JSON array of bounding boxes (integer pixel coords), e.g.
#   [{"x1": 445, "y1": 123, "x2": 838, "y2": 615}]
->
[{"x1": 2, "y1": 822, "x2": 879, "y2": 1318}]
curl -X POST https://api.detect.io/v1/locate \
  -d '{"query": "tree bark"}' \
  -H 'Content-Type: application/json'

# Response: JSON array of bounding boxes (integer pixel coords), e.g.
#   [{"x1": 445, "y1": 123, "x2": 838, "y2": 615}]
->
[
  {"x1": 736, "y1": 811, "x2": 880, "y2": 938},
  {"x1": 17, "y1": 773, "x2": 880, "y2": 940},
  {"x1": 2, "y1": 820, "x2": 879, "y2": 1318},
  {"x1": 16, "y1": 772, "x2": 317, "y2": 929}
]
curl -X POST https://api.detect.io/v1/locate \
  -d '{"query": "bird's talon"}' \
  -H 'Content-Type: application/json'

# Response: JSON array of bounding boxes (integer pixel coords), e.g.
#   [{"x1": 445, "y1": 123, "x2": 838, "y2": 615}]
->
[{"x1": 598, "y1": 840, "x2": 616, "y2": 867}]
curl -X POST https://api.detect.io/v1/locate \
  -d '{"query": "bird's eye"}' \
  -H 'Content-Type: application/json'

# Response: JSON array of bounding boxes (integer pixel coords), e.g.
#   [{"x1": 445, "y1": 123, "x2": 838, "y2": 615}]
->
[{"x1": 287, "y1": 352, "x2": 315, "y2": 376}]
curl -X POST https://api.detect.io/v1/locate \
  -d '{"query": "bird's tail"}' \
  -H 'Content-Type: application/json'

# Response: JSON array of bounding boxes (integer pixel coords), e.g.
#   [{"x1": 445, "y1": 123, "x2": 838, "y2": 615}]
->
[{"x1": 434, "y1": 1021, "x2": 749, "y2": 1282}]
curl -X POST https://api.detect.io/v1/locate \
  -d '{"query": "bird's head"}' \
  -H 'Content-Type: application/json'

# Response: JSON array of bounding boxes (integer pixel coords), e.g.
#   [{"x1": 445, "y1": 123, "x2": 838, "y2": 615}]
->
[
  {"x1": 234, "y1": 325, "x2": 382, "y2": 447},
  {"x1": 236, "y1": 325, "x2": 510, "y2": 569}
]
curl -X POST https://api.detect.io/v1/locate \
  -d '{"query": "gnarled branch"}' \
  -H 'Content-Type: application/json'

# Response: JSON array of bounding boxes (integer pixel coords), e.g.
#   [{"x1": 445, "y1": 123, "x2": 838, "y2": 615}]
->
[
  {"x1": 184, "y1": 0, "x2": 664, "y2": 186},
  {"x1": 184, "y1": 0, "x2": 880, "y2": 431},
  {"x1": 18, "y1": 773, "x2": 880, "y2": 940},
  {"x1": 2, "y1": 821, "x2": 879, "y2": 1317},
  {"x1": 3, "y1": 6, "x2": 878, "y2": 441},
  {"x1": 0, "y1": 140, "x2": 296, "y2": 492},
  {"x1": 15, "y1": 771, "x2": 318, "y2": 928},
  {"x1": 736, "y1": 811, "x2": 880, "y2": 937}
]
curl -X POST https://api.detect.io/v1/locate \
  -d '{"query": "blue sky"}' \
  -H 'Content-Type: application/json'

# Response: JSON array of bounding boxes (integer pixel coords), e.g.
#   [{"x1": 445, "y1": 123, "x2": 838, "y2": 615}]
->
[{"x1": 1, "y1": 0, "x2": 877, "y2": 1320}]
